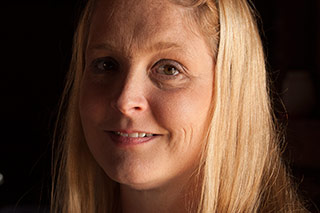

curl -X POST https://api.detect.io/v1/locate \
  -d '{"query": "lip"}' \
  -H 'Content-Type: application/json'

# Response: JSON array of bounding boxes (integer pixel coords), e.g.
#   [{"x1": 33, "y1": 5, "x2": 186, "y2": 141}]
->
[{"x1": 107, "y1": 130, "x2": 159, "y2": 147}]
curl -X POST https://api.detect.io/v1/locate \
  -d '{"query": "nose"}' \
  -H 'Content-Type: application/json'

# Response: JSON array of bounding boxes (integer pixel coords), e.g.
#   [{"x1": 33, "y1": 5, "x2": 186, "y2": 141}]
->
[{"x1": 111, "y1": 72, "x2": 148, "y2": 115}]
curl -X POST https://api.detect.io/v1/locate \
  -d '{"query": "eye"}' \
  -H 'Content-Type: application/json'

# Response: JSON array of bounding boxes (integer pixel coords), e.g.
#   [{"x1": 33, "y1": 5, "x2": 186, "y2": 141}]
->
[
  {"x1": 152, "y1": 59, "x2": 183, "y2": 77},
  {"x1": 92, "y1": 57, "x2": 119, "y2": 72},
  {"x1": 158, "y1": 64, "x2": 179, "y2": 76}
]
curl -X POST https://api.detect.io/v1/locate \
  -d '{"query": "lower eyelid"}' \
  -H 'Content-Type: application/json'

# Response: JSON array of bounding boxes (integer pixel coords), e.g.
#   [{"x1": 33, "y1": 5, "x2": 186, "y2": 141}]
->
[{"x1": 151, "y1": 71, "x2": 185, "y2": 83}]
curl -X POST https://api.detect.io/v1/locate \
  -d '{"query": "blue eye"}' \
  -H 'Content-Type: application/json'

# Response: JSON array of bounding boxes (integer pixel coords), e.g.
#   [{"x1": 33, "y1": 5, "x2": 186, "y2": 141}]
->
[
  {"x1": 153, "y1": 59, "x2": 182, "y2": 77},
  {"x1": 92, "y1": 57, "x2": 119, "y2": 72}
]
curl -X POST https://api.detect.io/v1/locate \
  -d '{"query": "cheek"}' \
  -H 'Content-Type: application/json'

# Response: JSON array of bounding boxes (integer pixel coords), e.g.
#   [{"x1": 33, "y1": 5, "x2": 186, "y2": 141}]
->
[
  {"x1": 147, "y1": 86, "x2": 212, "y2": 177},
  {"x1": 79, "y1": 82, "x2": 102, "y2": 142},
  {"x1": 151, "y1": 84, "x2": 213, "y2": 148},
  {"x1": 78, "y1": 81, "x2": 116, "y2": 175},
  {"x1": 79, "y1": 81, "x2": 111, "y2": 159},
  {"x1": 79, "y1": 80, "x2": 110, "y2": 126}
]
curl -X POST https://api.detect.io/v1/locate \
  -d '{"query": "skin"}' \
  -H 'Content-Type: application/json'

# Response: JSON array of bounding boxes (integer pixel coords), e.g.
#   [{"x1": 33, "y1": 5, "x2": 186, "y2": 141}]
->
[{"x1": 79, "y1": 0, "x2": 214, "y2": 212}]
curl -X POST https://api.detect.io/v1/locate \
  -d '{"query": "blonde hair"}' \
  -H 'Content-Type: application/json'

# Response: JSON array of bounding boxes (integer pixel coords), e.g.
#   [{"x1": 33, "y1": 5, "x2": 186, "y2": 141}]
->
[{"x1": 51, "y1": 0, "x2": 306, "y2": 212}]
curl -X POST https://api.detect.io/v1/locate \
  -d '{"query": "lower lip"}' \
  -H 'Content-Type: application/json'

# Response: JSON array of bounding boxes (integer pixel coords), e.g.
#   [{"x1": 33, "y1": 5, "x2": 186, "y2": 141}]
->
[{"x1": 108, "y1": 132, "x2": 156, "y2": 146}]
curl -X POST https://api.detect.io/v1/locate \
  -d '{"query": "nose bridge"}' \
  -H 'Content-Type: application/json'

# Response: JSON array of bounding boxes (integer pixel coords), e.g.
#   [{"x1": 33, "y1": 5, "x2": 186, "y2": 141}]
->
[{"x1": 113, "y1": 66, "x2": 148, "y2": 114}]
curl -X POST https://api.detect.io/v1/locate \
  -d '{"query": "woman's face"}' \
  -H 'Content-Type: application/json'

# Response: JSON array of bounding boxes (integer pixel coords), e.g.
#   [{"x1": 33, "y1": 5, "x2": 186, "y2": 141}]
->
[{"x1": 79, "y1": 0, "x2": 214, "y2": 190}]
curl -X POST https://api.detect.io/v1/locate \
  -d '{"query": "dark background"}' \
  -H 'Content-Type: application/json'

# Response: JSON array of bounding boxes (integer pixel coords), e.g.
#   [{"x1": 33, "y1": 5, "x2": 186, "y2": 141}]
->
[{"x1": 0, "y1": 0, "x2": 319, "y2": 212}]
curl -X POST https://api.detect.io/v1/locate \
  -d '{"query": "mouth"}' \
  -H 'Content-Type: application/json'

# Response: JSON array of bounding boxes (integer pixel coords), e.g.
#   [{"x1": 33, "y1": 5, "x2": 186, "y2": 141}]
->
[
  {"x1": 112, "y1": 131, "x2": 156, "y2": 138},
  {"x1": 108, "y1": 131, "x2": 159, "y2": 146}
]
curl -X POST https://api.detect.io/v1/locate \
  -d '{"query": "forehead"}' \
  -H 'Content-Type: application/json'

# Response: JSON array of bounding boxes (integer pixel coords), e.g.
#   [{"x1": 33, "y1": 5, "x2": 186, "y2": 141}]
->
[{"x1": 87, "y1": 0, "x2": 203, "y2": 55}]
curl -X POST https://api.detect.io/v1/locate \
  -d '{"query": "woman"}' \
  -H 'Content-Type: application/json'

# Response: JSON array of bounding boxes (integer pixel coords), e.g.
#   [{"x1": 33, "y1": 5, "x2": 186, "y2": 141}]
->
[{"x1": 52, "y1": 0, "x2": 306, "y2": 212}]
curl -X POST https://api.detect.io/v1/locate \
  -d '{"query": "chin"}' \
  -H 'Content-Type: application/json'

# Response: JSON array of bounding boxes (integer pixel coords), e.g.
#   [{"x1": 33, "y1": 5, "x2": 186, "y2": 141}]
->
[
  {"x1": 106, "y1": 167, "x2": 167, "y2": 190},
  {"x1": 112, "y1": 175, "x2": 160, "y2": 190}
]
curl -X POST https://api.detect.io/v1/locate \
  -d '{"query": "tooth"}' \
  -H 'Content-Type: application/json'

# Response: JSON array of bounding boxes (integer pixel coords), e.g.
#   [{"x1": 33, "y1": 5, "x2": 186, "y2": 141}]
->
[
  {"x1": 120, "y1": 133, "x2": 129, "y2": 137},
  {"x1": 129, "y1": 133, "x2": 139, "y2": 137},
  {"x1": 138, "y1": 133, "x2": 146, "y2": 137},
  {"x1": 114, "y1": 132, "x2": 155, "y2": 137}
]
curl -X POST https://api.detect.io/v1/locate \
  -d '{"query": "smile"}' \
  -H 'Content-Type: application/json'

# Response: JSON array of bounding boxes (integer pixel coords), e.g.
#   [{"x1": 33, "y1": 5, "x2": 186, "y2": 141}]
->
[
  {"x1": 109, "y1": 131, "x2": 158, "y2": 146},
  {"x1": 113, "y1": 132, "x2": 155, "y2": 138}
]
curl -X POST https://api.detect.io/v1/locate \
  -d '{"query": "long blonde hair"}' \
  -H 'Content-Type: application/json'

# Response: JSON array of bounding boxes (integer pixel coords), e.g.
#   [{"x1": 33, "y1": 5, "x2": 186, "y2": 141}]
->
[{"x1": 51, "y1": 0, "x2": 306, "y2": 212}]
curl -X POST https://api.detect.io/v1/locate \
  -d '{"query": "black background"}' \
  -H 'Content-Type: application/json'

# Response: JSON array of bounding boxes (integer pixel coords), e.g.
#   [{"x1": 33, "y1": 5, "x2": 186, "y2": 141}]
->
[{"x1": 0, "y1": 0, "x2": 319, "y2": 212}]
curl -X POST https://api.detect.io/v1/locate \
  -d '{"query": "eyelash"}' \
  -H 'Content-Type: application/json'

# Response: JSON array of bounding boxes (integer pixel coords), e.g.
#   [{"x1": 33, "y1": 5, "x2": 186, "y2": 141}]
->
[{"x1": 90, "y1": 57, "x2": 184, "y2": 79}]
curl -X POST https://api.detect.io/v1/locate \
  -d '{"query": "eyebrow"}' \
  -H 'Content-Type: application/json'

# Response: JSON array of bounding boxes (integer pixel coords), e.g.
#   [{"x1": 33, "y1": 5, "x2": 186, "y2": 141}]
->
[
  {"x1": 88, "y1": 41, "x2": 183, "y2": 54},
  {"x1": 147, "y1": 41, "x2": 183, "y2": 52}
]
